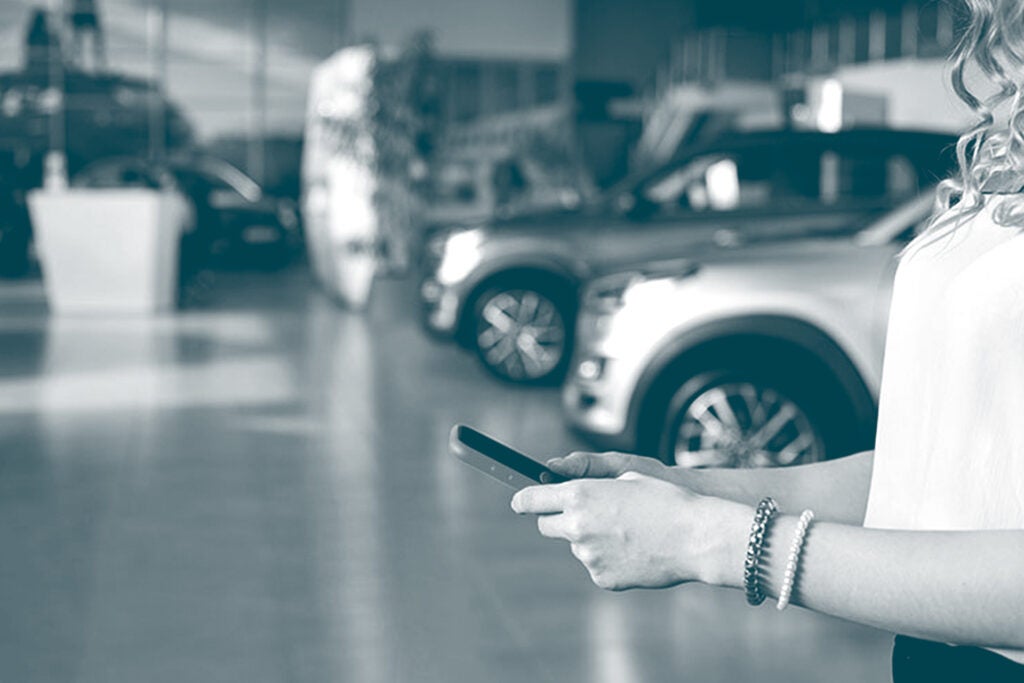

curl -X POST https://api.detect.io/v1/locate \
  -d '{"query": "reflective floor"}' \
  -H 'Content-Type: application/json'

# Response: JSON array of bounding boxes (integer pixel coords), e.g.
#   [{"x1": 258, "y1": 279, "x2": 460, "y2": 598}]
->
[{"x1": 0, "y1": 270, "x2": 893, "y2": 682}]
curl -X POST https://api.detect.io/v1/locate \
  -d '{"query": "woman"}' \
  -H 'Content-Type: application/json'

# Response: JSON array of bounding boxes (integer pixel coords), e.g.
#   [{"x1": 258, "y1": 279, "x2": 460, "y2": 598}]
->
[{"x1": 511, "y1": 1, "x2": 1024, "y2": 679}]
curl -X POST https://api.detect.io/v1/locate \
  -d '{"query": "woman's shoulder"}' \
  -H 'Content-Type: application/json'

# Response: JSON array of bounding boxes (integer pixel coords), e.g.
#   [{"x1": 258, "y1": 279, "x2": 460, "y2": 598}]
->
[{"x1": 901, "y1": 194, "x2": 1024, "y2": 260}]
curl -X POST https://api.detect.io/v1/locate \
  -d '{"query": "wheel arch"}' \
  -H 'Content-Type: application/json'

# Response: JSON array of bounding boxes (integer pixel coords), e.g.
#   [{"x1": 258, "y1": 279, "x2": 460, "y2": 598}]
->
[{"x1": 630, "y1": 315, "x2": 878, "y2": 456}]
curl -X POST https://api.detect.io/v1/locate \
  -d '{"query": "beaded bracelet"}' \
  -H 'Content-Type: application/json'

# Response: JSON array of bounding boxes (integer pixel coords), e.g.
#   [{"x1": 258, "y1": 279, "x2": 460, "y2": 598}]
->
[
  {"x1": 743, "y1": 497, "x2": 779, "y2": 606},
  {"x1": 776, "y1": 509, "x2": 815, "y2": 611}
]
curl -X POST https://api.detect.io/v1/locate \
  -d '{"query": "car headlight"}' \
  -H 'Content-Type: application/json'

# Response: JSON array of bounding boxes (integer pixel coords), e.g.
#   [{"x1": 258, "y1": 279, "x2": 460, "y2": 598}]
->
[
  {"x1": 276, "y1": 200, "x2": 299, "y2": 230},
  {"x1": 584, "y1": 271, "x2": 645, "y2": 313},
  {"x1": 576, "y1": 357, "x2": 606, "y2": 382},
  {"x1": 584, "y1": 260, "x2": 699, "y2": 313},
  {"x1": 436, "y1": 228, "x2": 484, "y2": 284},
  {"x1": 621, "y1": 276, "x2": 681, "y2": 307}
]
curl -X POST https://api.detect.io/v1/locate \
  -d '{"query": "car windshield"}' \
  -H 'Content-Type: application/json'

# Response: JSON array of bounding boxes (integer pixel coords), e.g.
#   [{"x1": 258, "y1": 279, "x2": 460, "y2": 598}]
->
[
  {"x1": 195, "y1": 159, "x2": 263, "y2": 202},
  {"x1": 606, "y1": 132, "x2": 949, "y2": 218},
  {"x1": 854, "y1": 190, "x2": 937, "y2": 246}
]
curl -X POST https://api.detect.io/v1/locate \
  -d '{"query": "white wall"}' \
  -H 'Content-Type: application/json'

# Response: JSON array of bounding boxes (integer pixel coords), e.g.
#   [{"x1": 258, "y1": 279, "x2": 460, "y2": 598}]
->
[
  {"x1": 349, "y1": 0, "x2": 571, "y2": 60},
  {"x1": 828, "y1": 58, "x2": 973, "y2": 133}
]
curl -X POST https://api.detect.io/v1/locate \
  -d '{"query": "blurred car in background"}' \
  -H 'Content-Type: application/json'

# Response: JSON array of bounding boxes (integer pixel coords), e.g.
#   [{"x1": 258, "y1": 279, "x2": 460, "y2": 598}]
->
[
  {"x1": 562, "y1": 191, "x2": 936, "y2": 468},
  {"x1": 0, "y1": 68, "x2": 193, "y2": 181},
  {"x1": 420, "y1": 127, "x2": 954, "y2": 385},
  {"x1": 425, "y1": 154, "x2": 593, "y2": 228},
  {"x1": 73, "y1": 155, "x2": 301, "y2": 271}
]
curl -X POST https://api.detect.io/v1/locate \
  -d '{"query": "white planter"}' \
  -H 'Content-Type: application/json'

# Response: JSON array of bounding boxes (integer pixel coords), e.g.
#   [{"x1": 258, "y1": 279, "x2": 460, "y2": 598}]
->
[{"x1": 28, "y1": 187, "x2": 189, "y2": 314}]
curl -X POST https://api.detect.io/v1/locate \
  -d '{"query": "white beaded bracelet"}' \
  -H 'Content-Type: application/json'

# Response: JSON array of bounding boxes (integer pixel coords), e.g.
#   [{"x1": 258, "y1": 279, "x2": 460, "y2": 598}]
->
[{"x1": 776, "y1": 509, "x2": 815, "y2": 611}]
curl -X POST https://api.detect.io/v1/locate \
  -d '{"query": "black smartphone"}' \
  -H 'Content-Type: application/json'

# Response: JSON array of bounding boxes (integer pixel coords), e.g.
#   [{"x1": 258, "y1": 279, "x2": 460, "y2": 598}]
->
[{"x1": 449, "y1": 424, "x2": 567, "y2": 490}]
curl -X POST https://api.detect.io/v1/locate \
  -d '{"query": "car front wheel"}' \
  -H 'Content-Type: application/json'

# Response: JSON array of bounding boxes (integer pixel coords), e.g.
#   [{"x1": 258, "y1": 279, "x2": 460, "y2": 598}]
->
[
  {"x1": 472, "y1": 287, "x2": 571, "y2": 384},
  {"x1": 658, "y1": 370, "x2": 836, "y2": 468}
]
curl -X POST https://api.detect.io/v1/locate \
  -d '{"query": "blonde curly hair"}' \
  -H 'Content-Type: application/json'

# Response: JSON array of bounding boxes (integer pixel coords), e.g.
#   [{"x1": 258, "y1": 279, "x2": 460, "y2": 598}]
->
[{"x1": 920, "y1": 0, "x2": 1024, "y2": 245}]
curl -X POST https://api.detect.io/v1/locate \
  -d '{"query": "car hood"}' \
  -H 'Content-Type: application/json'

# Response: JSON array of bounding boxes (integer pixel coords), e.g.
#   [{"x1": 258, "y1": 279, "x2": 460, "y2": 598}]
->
[
  {"x1": 480, "y1": 204, "x2": 607, "y2": 234},
  {"x1": 588, "y1": 230, "x2": 883, "y2": 279},
  {"x1": 470, "y1": 204, "x2": 878, "y2": 275}
]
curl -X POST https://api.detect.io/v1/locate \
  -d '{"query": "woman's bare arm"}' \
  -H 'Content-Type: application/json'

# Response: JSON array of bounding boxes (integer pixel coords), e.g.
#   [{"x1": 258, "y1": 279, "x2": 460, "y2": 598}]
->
[
  {"x1": 709, "y1": 510, "x2": 1024, "y2": 650},
  {"x1": 513, "y1": 471, "x2": 1024, "y2": 651},
  {"x1": 549, "y1": 450, "x2": 875, "y2": 524},
  {"x1": 675, "y1": 450, "x2": 874, "y2": 524}
]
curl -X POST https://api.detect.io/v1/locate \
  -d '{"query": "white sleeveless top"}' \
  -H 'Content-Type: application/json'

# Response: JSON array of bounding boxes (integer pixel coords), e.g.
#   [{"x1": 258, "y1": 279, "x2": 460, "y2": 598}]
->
[{"x1": 864, "y1": 195, "x2": 1024, "y2": 663}]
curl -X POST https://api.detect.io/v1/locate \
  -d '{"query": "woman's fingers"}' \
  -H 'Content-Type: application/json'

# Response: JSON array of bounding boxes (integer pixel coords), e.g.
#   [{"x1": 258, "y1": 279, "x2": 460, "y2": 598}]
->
[
  {"x1": 546, "y1": 451, "x2": 635, "y2": 479},
  {"x1": 537, "y1": 513, "x2": 573, "y2": 539},
  {"x1": 511, "y1": 481, "x2": 576, "y2": 514}
]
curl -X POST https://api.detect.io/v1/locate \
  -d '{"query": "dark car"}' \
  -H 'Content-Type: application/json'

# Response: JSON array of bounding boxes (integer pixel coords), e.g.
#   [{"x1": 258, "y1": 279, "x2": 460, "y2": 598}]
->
[
  {"x1": 0, "y1": 68, "x2": 193, "y2": 178},
  {"x1": 73, "y1": 155, "x2": 301, "y2": 271},
  {"x1": 420, "y1": 127, "x2": 956, "y2": 384}
]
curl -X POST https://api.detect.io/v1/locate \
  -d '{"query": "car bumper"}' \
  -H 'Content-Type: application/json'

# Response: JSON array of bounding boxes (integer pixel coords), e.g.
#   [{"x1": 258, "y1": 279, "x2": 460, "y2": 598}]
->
[
  {"x1": 562, "y1": 345, "x2": 644, "y2": 454},
  {"x1": 563, "y1": 387, "x2": 638, "y2": 452},
  {"x1": 419, "y1": 276, "x2": 461, "y2": 338}
]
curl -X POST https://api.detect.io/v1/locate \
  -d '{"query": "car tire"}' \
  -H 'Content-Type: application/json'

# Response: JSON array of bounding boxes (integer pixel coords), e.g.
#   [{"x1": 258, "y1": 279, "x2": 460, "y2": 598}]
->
[
  {"x1": 656, "y1": 367, "x2": 855, "y2": 468},
  {"x1": 471, "y1": 284, "x2": 573, "y2": 385}
]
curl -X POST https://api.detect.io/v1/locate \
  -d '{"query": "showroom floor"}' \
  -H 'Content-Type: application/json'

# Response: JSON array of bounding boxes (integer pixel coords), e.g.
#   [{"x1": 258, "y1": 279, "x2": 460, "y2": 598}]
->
[{"x1": 0, "y1": 269, "x2": 893, "y2": 683}]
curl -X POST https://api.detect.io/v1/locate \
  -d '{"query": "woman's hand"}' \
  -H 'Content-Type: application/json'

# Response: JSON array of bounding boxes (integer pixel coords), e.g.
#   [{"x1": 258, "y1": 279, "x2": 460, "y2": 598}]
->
[
  {"x1": 511, "y1": 472, "x2": 750, "y2": 591},
  {"x1": 546, "y1": 451, "x2": 681, "y2": 483}
]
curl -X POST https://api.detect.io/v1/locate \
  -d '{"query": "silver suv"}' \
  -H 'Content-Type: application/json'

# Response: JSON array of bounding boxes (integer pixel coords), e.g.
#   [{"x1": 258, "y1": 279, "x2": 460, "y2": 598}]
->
[
  {"x1": 562, "y1": 192, "x2": 934, "y2": 467},
  {"x1": 420, "y1": 129, "x2": 954, "y2": 385}
]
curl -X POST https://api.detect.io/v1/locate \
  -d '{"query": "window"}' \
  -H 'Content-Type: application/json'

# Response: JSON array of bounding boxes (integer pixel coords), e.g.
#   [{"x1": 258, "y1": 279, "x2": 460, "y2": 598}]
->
[
  {"x1": 643, "y1": 148, "x2": 820, "y2": 216},
  {"x1": 887, "y1": 156, "x2": 919, "y2": 198},
  {"x1": 534, "y1": 67, "x2": 560, "y2": 105},
  {"x1": 884, "y1": 12, "x2": 903, "y2": 59},
  {"x1": 820, "y1": 150, "x2": 921, "y2": 206},
  {"x1": 852, "y1": 15, "x2": 871, "y2": 63},
  {"x1": 491, "y1": 65, "x2": 519, "y2": 114},
  {"x1": 450, "y1": 64, "x2": 481, "y2": 122},
  {"x1": 642, "y1": 143, "x2": 926, "y2": 217}
]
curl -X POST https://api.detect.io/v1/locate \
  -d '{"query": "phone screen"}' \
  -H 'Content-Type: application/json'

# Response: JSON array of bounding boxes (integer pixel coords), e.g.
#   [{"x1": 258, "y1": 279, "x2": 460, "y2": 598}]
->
[{"x1": 449, "y1": 424, "x2": 566, "y2": 490}]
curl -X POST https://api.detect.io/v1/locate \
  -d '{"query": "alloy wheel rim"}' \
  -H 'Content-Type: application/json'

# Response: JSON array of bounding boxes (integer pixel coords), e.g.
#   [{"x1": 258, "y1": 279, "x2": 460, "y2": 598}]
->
[
  {"x1": 477, "y1": 290, "x2": 565, "y2": 380},
  {"x1": 672, "y1": 382, "x2": 824, "y2": 468}
]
